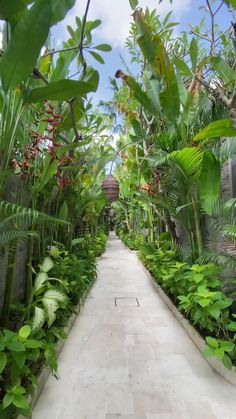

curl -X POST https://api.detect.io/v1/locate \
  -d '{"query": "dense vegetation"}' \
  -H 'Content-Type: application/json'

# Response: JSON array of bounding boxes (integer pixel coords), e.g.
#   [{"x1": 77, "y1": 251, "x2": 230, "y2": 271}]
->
[
  {"x1": 112, "y1": 0, "x2": 236, "y2": 371},
  {"x1": 0, "y1": 1, "x2": 111, "y2": 416},
  {"x1": 1, "y1": 0, "x2": 236, "y2": 416}
]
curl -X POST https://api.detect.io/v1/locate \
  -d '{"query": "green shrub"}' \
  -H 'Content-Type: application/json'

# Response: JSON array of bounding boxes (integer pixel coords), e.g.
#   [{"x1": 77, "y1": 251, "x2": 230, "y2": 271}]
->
[
  {"x1": 0, "y1": 325, "x2": 50, "y2": 418},
  {"x1": 118, "y1": 230, "x2": 145, "y2": 250},
  {"x1": 0, "y1": 230, "x2": 108, "y2": 417},
  {"x1": 138, "y1": 240, "x2": 236, "y2": 370}
]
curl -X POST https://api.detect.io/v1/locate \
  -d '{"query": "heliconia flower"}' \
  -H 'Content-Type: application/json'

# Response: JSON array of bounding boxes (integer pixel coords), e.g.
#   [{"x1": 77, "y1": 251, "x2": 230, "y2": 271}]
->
[
  {"x1": 53, "y1": 114, "x2": 63, "y2": 119},
  {"x1": 49, "y1": 157, "x2": 56, "y2": 164},
  {"x1": 22, "y1": 160, "x2": 32, "y2": 167},
  {"x1": 12, "y1": 159, "x2": 22, "y2": 167},
  {"x1": 49, "y1": 121, "x2": 60, "y2": 126}
]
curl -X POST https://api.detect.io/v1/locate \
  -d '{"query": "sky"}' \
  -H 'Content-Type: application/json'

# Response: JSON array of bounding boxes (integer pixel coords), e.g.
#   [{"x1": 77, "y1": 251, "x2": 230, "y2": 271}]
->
[{"x1": 52, "y1": 0, "x2": 232, "y2": 104}]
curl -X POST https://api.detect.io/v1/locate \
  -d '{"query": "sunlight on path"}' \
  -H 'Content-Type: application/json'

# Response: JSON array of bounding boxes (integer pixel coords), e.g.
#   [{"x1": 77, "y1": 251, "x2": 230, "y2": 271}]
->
[{"x1": 33, "y1": 234, "x2": 236, "y2": 419}]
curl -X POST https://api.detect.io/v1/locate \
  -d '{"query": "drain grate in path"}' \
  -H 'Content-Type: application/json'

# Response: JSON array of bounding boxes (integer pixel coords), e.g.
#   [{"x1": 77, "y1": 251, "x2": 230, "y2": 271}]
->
[{"x1": 115, "y1": 297, "x2": 140, "y2": 307}]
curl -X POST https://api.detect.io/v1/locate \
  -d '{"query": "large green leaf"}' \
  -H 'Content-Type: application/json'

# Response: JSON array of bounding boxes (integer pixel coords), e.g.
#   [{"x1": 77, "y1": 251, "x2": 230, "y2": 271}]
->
[
  {"x1": 51, "y1": 0, "x2": 76, "y2": 25},
  {"x1": 129, "y1": 0, "x2": 139, "y2": 9},
  {"x1": 205, "y1": 336, "x2": 218, "y2": 348},
  {"x1": 223, "y1": 0, "x2": 236, "y2": 9},
  {"x1": 32, "y1": 307, "x2": 46, "y2": 332},
  {"x1": 199, "y1": 152, "x2": 220, "y2": 202},
  {"x1": 0, "y1": 0, "x2": 52, "y2": 90},
  {"x1": 3, "y1": 393, "x2": 14, "y2": 410},
  {"x1": 156, "y1": 36, "x2": 180, "y2": 123},
  {"x1": 190, "y1": 38, "x2": 198, "y2": 72},
  {"x1": 50, "y1": 48, "x2": 77, "y2": 82},
  {"x1": 34, "y1": 272, "x2": 49, "y2": 291},
  {"x1": 134, "y1": 10, "x2": 180, "y2": 123},
  {"x1": 211, "y1": 56, "x2": 236, "y2": 84},
  {"x1": 0, "y1": 0, "x2": 32, "y2": 25},
  {"x1": 33, "y1": 156, "x2": 59, "y2": 194},
  {"x1": 42, "y1": 289, "x2": 67, "y2": 328},
  {"x1": 44, "y1": 289, "x2": 67, "y2": 302},
  {"x1": 61, "y1": 98, "x2": 85, "y2": 130},
  {"x1": 40, "y1": 257, "x2": 54, "y2": 273},
  {"x1": 94, "y1": 44, "x2": 112, "y2": 52},
  {"x1": 43, "y1": 299, "x2": 58, "y2": 327},
  {"x1": 142, "y1": 72, "x2": 162, "y2": 113},
  {"x1": 25, "y1": 71, "x2": 99, "y2": 103},
  {"x1": 125, "y1": 76, "x2": 155, "y2": 114},
  {"x1": 0, "y1": 352, "x2": 7, "y2": 374},
  {"x1": 13, "y1": 395, "x2": 30, "y2": 410},
  {"x1": 89, "y1": 50, "x2": 105, "y2": 64},
  {"x1": 194, "y1": 119, "x2": 236, "y2": 141},
  {"x1": 170, "y1": 147, "x2": 203, "y2": 181},
  {"x1": 58, "y1": 201, "x2": 69, "y2": 221},
  {"x1": 182, "y1": 93, "x2": 200, "y2": 127},
  {"x1": 174, "y1": 58, "x2": 192, "y2": 77},
  {"x1": 18, "y1": 325, "x2": 31, "y2": 340},
  {"x1": 131, "y1": 120, "x2": 142, "y2": 138}
]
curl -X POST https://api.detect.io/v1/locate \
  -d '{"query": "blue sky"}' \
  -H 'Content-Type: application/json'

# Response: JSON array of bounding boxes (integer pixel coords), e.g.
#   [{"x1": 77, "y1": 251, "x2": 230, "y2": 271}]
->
[{"x1": 52, "y1": 0, "x2": 232, "y2": 104}]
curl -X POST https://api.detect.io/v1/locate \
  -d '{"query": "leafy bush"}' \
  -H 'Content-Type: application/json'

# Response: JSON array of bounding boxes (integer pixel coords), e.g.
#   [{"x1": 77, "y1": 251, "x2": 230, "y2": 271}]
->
[
  {"x1": 178, "y1": 288, "x2": 232, "y2": 333},
  {"x1": 0, "y1": 230, "x2": 108, "y2": 417},
  {"x1": 134, "y1": 237, "x2": 236, "y2": 370},
  {"x1": 204, "y1": 336, "x2": 236, "y2": 370},
  {"x1": 118, "y1": 230, "x2": 146, "y2": 250},
  {"x1": 0, "y1": 325, "x2": 45, "y2": 417}
]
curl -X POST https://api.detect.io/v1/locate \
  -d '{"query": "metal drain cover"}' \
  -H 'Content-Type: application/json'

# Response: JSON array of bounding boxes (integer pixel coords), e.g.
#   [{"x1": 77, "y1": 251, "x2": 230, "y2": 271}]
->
[{"x1": 115, "y1": 297, "x2": 140, "y2": 307}]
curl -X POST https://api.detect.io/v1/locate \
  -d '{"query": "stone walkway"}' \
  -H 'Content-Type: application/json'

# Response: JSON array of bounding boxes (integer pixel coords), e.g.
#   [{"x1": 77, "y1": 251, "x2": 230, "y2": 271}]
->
[{"x1": 33, "y1": 234, "x2": 236, "y2": 419}]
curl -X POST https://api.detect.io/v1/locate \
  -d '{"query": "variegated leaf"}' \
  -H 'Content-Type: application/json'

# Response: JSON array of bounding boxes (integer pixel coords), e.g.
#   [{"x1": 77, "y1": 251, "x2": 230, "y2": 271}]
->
[
  {"x1": 43, "y1": 299, "x2": 59, "y2": 327},
  {"x1": 34, "y1": 272, "x2": 48, "y2": 291},
  {"x1": 32, "y1": 307, "x2": 46, "y2": 332},
  {"x1": 40, "y1": 257, "x2": 54, "y2": 273}
]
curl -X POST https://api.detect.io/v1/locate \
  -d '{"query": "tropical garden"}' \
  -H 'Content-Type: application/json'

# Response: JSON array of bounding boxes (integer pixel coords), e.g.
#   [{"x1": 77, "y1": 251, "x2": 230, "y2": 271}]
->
[{"x1": 0, "y1": 0, "x2": 236, "y2": 417}]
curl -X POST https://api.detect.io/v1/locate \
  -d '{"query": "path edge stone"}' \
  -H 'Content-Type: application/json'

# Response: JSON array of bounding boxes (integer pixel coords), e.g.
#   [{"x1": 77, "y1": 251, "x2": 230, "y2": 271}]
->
[{"x1": 134, "y1": 251, "x2": 236, "y2": 388}]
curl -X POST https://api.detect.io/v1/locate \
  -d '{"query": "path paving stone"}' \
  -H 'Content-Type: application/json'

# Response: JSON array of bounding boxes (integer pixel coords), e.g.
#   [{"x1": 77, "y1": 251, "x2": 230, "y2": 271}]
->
[{"x1": 33, "y1": 234, "x2": 236, "y2": 419}]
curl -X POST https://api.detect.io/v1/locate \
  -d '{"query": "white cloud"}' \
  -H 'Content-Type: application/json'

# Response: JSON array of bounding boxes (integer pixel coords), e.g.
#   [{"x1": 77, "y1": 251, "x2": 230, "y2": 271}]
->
[{"x1": 63, "y1": 0, "x2": 192, "y2": 47}]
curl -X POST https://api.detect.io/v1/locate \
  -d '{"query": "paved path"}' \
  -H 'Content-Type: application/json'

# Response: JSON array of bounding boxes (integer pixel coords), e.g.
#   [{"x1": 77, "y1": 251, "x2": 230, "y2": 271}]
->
[{"x1": 33, "y1": 234, "x2": 236, "y2": 419}]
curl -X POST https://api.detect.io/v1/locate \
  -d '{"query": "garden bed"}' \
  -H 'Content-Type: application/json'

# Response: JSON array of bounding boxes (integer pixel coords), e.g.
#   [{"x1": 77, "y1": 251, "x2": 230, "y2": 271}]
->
[
  {"x1": 135, "y1": 254, "x2": 236, "y2": 388},
  {"x1": 16, "y1": 268, "x2": 98, "y2": 419},
  {"x1": 0, "y1": 230, "x2": 108, "y2": 419}
]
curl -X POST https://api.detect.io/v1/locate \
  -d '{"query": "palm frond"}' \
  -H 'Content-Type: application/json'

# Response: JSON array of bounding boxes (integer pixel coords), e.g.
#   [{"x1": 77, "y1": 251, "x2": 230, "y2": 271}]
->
[
  {"x1": 0, "y1": 201, "x2": 71, "y2": 228},
  {"x1": 0, "y1": 230, "x2": 38, "y2": 247},
  {"x1": 0, "y1": 201, "x2": 71, "y2": 248},
  {"x1": 170, "y1": 147, "x2": 203, "y2": 181},
  {"x1": 197, "y1": 251, "x2": 236, "y2": 272}
]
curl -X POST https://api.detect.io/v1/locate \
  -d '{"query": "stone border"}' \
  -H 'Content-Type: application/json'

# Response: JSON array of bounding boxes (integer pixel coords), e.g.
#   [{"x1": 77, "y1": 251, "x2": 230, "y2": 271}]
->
[
  {"x1": 135, "y1": 253, "x2": 236, "y2": 388},
  {"x1": 17, "y1": 269, "x2": 98, "y2": 419}
]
